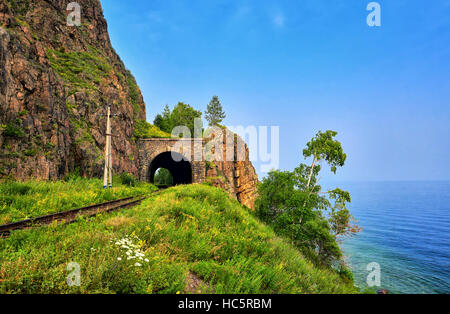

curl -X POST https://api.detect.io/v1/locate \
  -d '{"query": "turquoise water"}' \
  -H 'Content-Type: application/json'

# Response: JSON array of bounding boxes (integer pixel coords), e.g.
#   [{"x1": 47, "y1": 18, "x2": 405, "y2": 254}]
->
[{"x1": 325, "y1": 181, "x2": 450, "y2": 294}]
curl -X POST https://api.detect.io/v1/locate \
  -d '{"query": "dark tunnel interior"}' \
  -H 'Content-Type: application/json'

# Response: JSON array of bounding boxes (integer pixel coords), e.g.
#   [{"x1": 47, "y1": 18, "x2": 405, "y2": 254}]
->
[{"x1": 148, "y1": 152, "x2": 192, "y2": 185}]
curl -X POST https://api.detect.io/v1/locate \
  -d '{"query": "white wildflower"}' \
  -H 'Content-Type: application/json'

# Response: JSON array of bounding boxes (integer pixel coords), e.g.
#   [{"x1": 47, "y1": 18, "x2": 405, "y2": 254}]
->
[{"x1": 113, "y1": 234, "x2": 149, "y2": 266}]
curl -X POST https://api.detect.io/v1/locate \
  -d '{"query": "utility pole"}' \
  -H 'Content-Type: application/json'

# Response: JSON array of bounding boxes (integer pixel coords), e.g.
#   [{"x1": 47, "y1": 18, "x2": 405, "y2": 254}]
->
[{"x1": 103, "y1": 104, "x2": 112, "y2": 189}]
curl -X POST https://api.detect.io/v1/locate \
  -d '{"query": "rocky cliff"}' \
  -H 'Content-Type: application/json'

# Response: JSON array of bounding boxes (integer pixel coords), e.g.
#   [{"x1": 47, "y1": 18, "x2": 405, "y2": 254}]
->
[
  {"x1": 0, "y1": 0, "x2": 146, "y2": 180},
  {"x1": 205, "y1": 131, "x2": 259, "y2": 209}
]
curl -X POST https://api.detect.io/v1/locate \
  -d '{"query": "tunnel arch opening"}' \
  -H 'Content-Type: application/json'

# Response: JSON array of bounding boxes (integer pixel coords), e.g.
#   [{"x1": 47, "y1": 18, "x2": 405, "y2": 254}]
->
[{"x1": 148, "y1": 151, "x2": 192, "y2": 186}]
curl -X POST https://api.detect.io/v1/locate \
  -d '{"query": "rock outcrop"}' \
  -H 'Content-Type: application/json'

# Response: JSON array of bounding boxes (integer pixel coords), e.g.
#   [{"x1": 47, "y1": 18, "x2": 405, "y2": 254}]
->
[
  {"x1": 204, "y1": 132, "x2": 259, "y2": 209},
  {"x1": 0, "y1": 0, "x2": 146, "y2": 179}
]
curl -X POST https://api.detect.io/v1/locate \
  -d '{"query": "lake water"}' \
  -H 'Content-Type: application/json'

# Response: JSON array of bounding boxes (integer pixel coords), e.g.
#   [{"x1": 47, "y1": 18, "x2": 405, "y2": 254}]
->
[{"x1": 324, "y1": 181, "x2": 450, "y2": 294}]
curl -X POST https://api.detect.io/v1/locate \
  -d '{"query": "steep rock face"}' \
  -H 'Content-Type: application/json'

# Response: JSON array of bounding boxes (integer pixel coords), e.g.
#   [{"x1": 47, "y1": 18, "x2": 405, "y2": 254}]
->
[
  {"x1": 0, "y1": 0, "x2": 146, "y2": 179},
  {"x1": 205, "y1": 132, "x2": 259, "y2": 209}
]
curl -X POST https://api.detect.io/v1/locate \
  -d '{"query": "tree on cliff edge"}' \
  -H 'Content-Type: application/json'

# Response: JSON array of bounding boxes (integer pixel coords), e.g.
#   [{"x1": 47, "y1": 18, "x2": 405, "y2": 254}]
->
[
  {"x1": 205, "y1": 96, "x2": 226, "y2": 126},
  {"x1": 255, "y1": 130, "x2": 361, "y2": 270}
]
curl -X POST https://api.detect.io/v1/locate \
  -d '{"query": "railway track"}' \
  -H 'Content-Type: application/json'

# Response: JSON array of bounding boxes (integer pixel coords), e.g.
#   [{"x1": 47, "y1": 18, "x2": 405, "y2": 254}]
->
[{"x1": 0, "y1": 195, "x2": 146, "y2": 238}]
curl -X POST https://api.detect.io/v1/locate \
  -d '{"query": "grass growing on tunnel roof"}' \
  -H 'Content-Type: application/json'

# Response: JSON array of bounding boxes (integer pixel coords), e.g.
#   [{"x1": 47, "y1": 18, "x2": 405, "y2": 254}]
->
[
  {"x1": 0, "y1": 184, "x2": 357, "y2": 294},
  {"x1": 0, "y1": 177, "x2": 157, "y2": 224}
]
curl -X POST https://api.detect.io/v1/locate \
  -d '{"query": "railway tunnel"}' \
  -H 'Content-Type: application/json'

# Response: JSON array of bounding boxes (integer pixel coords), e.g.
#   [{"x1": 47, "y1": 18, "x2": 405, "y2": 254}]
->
[
  {"x1": 138, "y1": 138, "x2": 207, "y2": 185},
  {"x1": 147, "y1": 151, "x2": 192, "y2": 185},
  {"x1": 137, "y1": 137, "x2": 258, "y2": 209}
]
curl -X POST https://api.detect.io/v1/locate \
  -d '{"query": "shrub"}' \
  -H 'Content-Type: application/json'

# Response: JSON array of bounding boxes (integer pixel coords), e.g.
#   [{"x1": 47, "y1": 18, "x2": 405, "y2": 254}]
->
[
  {"x1": 3, "y1": 121, "x2": 25, "y2": 138},
  {"x1": 134, "y1": 120, "x2": 171, "y2": 139},
  {"x1": 120, "y1": 172, "x2": 137, "y2": 187}
]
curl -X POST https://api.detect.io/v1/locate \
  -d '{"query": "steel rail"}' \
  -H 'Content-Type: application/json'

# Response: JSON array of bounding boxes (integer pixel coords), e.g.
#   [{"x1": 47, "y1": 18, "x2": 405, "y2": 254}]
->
[{"x1": 0, "y1": 196, "x2": 146, "y2": 237}]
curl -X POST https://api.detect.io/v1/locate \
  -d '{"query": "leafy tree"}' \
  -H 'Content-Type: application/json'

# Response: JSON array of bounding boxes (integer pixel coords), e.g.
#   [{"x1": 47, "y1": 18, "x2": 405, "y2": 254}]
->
[
  {"x1": 153, "y1": 103, "x2": 202, "y2": 136},
  {"x1": 171, "y1": 102, "x2": 202, "y2": 135},
  {"x1": 255, "y1": 130, "x2": 360, "y2": 268},
  {"x1": 205, "y1": 96, "x2": 226, "y2": 126},
  {"x1": 303, "y1": 130, "x2": 347, "y2": 189}
]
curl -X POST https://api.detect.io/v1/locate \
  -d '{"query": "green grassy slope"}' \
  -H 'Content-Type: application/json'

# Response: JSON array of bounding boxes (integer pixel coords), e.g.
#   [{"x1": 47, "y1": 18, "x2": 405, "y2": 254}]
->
[
  {"x1": 0, "y1": 178, "x2": 157, "y2": 224},
  {"x1": 0, "y1": 184, "x2": 357, "y2": 294}
]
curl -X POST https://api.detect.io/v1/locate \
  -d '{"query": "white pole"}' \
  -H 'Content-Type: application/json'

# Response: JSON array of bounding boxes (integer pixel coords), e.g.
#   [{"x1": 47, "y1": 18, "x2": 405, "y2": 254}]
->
[
  {"x1": 108, "y1": 125, "x2": 113, "y2": 188},
  {"x1": 103, "y1": 105, "x2": 111, "y2": 189}
]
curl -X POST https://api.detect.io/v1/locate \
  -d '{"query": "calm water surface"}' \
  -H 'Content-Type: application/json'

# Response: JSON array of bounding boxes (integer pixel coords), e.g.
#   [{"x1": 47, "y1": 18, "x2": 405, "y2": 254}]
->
[{"x1": 324, "y1": 181, "x2": 450, "y2": 294}]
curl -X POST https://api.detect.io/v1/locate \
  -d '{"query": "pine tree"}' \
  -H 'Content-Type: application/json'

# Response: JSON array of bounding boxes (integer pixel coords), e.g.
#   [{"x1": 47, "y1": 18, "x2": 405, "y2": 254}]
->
[
  {"x1": 154, "y1": 105, "x2": 173, "y2": 133},
  {"x1": 205, "y1": 96, "x2": 226, "y2": 126}
]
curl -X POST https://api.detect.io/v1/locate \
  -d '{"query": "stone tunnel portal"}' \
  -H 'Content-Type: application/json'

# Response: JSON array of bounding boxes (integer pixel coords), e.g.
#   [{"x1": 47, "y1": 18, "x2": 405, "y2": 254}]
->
[{"x1": 148, "y1": 151, "x2": 192, "y2": 185}]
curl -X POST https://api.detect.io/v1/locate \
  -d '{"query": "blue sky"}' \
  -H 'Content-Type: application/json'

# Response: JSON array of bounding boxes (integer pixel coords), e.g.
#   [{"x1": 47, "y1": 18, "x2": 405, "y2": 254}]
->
[{"x1": 101, "y1": 0, "x2": 450, "y2": 181}]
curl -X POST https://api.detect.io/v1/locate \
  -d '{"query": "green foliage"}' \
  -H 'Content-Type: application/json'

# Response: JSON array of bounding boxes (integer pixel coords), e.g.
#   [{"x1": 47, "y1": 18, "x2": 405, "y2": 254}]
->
[
  {"x1": 255, "y1": 170, "x2": 341, "y2": 264},
  {"x1": 23, "y1": 148, "x2": 37, "y2": 157},
  {"x1": 119, "y1": 172, "x2": 138, "y2": 187},
  {"x1": 134, "y1": 120, "x2": 171, "y2": 139},
  {"x1": 154, "y1": 168, "x2": 173, "y2": 186},
  {"x1": 6, "y1": 0, "x2": 30, "y2": 16},
  {"x1": 0, "y1": 178, "x2": 157, "y2": 225},
  {"x1": 255, "y1": 130, "x2": 359, "y2": 267},
  {"x1": 2, "y1": 120, "x2": 25, "y2": 138},
  {"x1": 125, "y1": 70, "x2": 141, "y2": 117},
  {"x1": 46, "y1": 49, "x2": 112, "y2": 90},
  {"x1": 338, "y1": 264, "x2": 355, "y2": 283},
  {"x1": 153, "y1": 103, "x2": 202, "y2": 136},
  {"x1": 303, "y1": 130, "x2": 346, "y2": 175},
  {"x1": 205, "y1": 96, "x2": 226, "y2": 126},
  {"x1": 18, "y1": 110, "x2": 28, "y2": 117},
  {"x1": 0, "y1": 184, "x2": 357, "y2": 294},
  {"x1": 63, "y1": 168, "x2": 82, "y2": 181},
  {"x1": 0, "y1": 181, "x2": 32, "y2": 195},
  {"x1": 153, "y1": 105, "x2": 172, "y2": 133}
]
